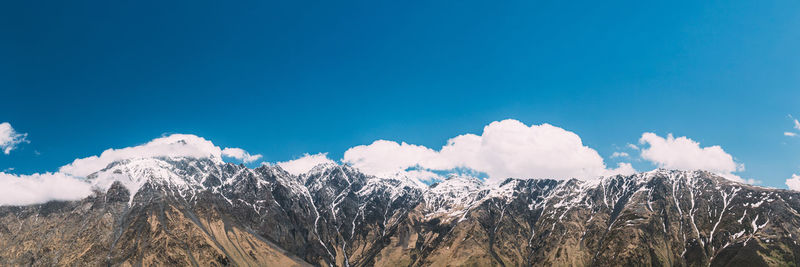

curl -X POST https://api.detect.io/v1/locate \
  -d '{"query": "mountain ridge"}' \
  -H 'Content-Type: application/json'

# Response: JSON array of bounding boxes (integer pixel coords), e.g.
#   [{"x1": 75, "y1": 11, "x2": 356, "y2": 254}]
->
[{"x1": 1, "y1": 157, "x2": 799, "y2": 266}]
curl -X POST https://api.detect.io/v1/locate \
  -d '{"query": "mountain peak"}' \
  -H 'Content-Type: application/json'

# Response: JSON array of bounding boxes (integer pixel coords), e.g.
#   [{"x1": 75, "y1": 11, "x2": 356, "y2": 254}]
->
[{"x1": 3, "y1": 162, "x2": 799, "y2": 266}]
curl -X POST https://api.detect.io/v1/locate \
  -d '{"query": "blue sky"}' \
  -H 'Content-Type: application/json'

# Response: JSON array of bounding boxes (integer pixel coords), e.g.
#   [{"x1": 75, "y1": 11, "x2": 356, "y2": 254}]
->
[{"x1": 2, "y1": 0, "x2": 800, "y2": 188}]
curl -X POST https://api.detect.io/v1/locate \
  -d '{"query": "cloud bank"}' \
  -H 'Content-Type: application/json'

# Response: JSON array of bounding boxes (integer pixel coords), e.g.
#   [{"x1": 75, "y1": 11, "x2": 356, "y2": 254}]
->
[
  {"x1": 0, "y1": 122, "x2": 29, "y2": 155},
  {"x1": 344, "y1": 119, "x2": 635, "y2": 182},
  {"x1": 0, "y1": 172, "x2": 93, "y2": 206}
]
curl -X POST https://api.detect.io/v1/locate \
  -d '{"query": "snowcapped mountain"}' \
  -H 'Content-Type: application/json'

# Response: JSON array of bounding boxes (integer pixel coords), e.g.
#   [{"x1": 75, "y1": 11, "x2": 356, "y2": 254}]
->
[{"x1": 1, "y1": 157, "x2": 800, "y2": 266}]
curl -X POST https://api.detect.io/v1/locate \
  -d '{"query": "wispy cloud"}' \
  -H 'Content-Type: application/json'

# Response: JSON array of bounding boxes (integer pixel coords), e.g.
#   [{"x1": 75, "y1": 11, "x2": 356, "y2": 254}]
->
[
  {"x1": 784, "y1": 115, "x2": 800, "y2": 137},
  {"x1": 611, "y1": 152, "x2": 629, "y2": 158},
  {"x1": 0, "y1": 122, "x2": 29, "y2": 155}
]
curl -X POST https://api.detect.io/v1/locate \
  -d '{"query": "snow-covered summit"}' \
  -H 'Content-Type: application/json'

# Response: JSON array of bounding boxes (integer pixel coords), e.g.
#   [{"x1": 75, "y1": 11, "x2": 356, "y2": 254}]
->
[
  {"x1": 88, "y1": 157, "x2": 208, "y2": 198},
  {"x1": 82, "y1": 155, "x2": 768, "y2": 223}
]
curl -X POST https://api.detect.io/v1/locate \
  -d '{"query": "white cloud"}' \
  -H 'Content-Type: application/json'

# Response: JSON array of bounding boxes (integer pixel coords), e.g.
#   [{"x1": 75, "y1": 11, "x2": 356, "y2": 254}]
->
[
  {"x1": 1, "y1": 133, "x2": 263, "y2": 206},
  {"x1": 784, "y1": 116, "x2": 799, "y2": 136},
  {"x1": 0, "y1": 122, "x2": 29, "y2": 155},
  {"x1": 639, "y1": 133, "x2": 748, "y2": 183},
  {"x1": 59, "y1": 134, "x2": 258, "y2": 177},
  {"x1": 611, "y1": 152, "x2": 629, "y2": 158},
  {"x1": 603, "y1": 162, "x2": 637, "y2": 177},
  {"x1": 277, "y1": 153, "x2": 336, "y2": 175},
  {"x1": 398, "y1": 169, "x2": 443, "y2": 183},
  {"x1": 344, "y1": 140, "x2": 443, "y2": 179},
  {"x1": 0, "y1": 172, "x2": 92, "y2": 206},
  {"x1": 343, "y1": 119, "x2": 633, "y2": 182},
  {"x1": 221, "y1": 148, "x2": 263, "y2": 163},
  {"x1": 787, "y1": 174, "x2": 800, "y2": 191},
  {"x1": 627, "y1": 143, "x2": 639, "y2": 150}
]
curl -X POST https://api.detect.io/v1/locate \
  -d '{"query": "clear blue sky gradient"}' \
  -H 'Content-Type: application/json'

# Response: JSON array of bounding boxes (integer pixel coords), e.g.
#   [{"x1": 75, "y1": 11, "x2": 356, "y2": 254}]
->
[{"x1": 2, "y1": 0, "x2": 799, "y2": 188}]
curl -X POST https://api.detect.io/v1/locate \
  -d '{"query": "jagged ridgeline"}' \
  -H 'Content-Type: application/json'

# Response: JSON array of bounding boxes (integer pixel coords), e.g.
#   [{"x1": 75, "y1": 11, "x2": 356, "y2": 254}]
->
[{"x1": 1, "y1": 157, "x2": 799, "y2": 266}]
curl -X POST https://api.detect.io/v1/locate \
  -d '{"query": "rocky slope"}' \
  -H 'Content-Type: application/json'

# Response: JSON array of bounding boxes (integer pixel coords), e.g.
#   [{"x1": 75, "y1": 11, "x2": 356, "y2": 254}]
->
[{"x1": 1, "y1": 157, "x2": 799, "y2": 266}]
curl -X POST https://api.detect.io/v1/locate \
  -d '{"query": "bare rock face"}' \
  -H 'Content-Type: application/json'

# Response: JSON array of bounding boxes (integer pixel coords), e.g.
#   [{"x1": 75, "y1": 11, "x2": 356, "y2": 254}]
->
[
  {"x1": 0, "y1": 157, "x2": 799, "y2": 266},
  {"x1": 105, "y1": 181, "x2": 130, "y2": 203}
]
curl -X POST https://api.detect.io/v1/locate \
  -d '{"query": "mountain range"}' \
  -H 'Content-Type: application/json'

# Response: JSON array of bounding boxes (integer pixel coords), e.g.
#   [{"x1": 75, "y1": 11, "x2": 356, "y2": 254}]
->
[{"x1": 1, "y1": 156, "x2": 799, "y2": 266}]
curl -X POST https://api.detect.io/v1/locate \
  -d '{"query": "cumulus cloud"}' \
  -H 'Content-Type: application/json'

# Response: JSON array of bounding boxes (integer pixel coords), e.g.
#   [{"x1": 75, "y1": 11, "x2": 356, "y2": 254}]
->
[
  {"x1": 611, "y1": 152, "x2": 629, "y2": 158},
  {"x1": 0, "y1": 122, "x2": 29, "y2": 154},
  {"x1": 343, "y1": 119, "x2": 633, "y2": 182},
  {"x1": 639, "y1": 133, "x2": 742, "y2": 172},
  {"x1": 344, "y1": 140, "x2": 443, "y2": 178},
  {"x1": 794, "y1": 119, "x2": 800, "y2": 130},
  {"x1": 0, "y1": 172, "x2": 93, "y2": 206},
  {"x1": 222, "y1": 148, "x2": 263, "y2": 163},
  {"x1": 785, "y1": 132, "x2": 797, "y2": 137},
  {"x1": 787, "y1": 174, "x2": 800, "y2": 191},
  {"x1": 639, "y1": 133, "x2": 750, "y2": 183},
  {"x1": 277, "y1": 153, "x2": 337, "y2": 175},
  {"x1": 59, "y1": 134, "x2": 260, "y2": 177},
  {"x1": 627, "y1": 144, "x2": 639, "y2": 150}
]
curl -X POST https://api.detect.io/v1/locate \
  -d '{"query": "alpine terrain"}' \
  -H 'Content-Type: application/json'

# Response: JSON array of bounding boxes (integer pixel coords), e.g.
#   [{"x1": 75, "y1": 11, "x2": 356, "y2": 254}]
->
[{"x1": 2, "y1": 156, "x2": 800, "y2": 266}]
